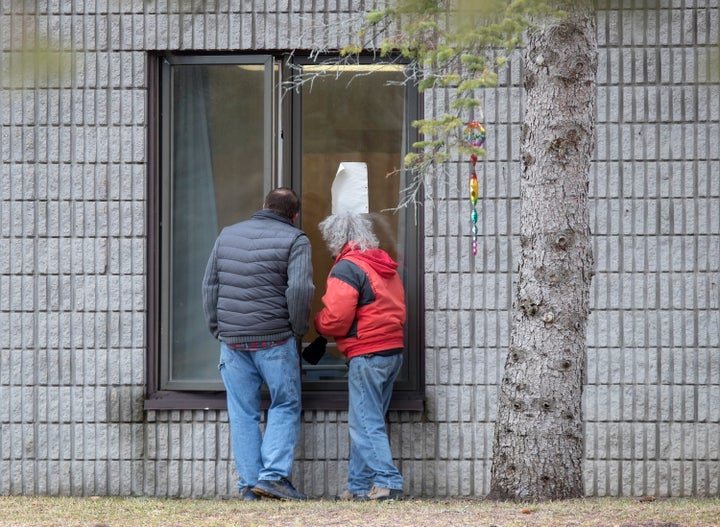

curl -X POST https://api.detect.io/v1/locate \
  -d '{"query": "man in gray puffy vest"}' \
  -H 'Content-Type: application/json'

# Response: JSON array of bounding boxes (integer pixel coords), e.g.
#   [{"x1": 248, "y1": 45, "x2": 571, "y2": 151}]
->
[{"x1": 202, "y1": 187, "x2": 314, "y2": 500}]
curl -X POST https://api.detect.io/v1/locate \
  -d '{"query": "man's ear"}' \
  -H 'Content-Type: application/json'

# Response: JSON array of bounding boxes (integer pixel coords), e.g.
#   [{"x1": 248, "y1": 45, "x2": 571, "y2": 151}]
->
[{"x1": 292, "y1": 213, "x2": 299, "y2": 224}]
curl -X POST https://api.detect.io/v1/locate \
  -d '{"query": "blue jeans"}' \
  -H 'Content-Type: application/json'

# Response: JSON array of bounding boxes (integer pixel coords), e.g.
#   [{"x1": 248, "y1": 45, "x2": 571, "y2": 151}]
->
[
  {"x1": 219, "y1": 339, "x2": 301, "y2": 489},
  {"x1": 347, "y1": 353, "x2": 404, "y2": 493}
]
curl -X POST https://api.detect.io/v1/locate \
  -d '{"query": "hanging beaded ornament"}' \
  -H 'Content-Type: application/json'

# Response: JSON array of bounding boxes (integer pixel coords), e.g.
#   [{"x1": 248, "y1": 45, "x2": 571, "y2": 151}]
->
[{"x1": 463, "y1": 121, "x2": 486, "y2": 256}]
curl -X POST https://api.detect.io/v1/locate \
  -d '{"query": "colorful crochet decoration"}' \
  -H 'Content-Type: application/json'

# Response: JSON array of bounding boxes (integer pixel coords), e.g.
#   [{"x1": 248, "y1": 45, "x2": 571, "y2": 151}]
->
[{"x1": 463, "y1": 121, "x2": 486, "y2": 256}]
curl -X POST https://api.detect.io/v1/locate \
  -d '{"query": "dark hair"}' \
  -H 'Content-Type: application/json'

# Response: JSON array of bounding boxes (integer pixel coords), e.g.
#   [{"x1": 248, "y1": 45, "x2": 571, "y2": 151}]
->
[{"x1": 263, "y1": 187, "x2": 301, "y2": 219}]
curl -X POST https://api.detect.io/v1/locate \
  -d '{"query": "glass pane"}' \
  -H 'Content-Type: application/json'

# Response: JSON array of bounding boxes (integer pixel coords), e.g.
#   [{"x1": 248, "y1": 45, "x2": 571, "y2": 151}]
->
[
  {"x1": 166, "y1": 63, "x2": 267, "y2": 388},
  {"x1": 300, "y1": 64, "x2": 408, "y2": 384}
]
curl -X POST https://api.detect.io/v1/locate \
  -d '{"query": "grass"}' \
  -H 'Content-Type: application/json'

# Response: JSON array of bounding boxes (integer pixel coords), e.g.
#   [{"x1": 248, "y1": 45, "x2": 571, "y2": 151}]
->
[{"x1": 1, "y1": 496, "x2": 719, "y2": 527}]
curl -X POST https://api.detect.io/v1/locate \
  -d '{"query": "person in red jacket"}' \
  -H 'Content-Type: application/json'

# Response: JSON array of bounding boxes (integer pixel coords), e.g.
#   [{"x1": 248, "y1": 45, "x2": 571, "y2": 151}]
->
[{"x1": 314, "y1": 213, "x2": 406, "y2": 501}]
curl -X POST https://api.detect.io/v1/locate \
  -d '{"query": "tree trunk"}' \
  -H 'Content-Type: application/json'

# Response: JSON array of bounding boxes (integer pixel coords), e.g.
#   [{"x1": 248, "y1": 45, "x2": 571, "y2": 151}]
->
[{"x1": 487, "y1": 3, "x2": 597, "y2": 501}]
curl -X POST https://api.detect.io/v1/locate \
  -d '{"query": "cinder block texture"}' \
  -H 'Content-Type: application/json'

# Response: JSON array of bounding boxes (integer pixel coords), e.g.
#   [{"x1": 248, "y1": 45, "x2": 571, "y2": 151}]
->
[{"x1": 1, "y1": 0, "x2": 719, "y2": 498}]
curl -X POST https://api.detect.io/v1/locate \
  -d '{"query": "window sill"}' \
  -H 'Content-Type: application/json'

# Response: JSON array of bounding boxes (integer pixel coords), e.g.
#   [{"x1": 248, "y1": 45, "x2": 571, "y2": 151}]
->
[{"x1": 144, "y1": 391, "x2": 425, "y2": 412}]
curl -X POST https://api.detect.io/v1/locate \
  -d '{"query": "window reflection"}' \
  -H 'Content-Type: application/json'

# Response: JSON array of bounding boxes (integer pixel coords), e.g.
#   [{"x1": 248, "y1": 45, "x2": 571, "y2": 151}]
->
[{"x1": 167, "y1": 63, "x2": 266, "y2": 387}]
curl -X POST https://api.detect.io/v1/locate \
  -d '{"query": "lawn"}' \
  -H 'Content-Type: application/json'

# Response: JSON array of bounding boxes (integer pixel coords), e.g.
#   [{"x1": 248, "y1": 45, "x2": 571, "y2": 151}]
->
[{"x1": 1, "y1": 495, "x2": 719, "y2": 527}]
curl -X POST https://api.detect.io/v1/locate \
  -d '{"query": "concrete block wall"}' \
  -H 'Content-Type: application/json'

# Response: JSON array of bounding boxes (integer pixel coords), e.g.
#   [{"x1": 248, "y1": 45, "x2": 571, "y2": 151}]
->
[
  {"x1": 1, "y1": 0, "x2": 719, "y2": 497},
  {"x1": 584, "y1": 2, "x2": 720, "y2": 496}
]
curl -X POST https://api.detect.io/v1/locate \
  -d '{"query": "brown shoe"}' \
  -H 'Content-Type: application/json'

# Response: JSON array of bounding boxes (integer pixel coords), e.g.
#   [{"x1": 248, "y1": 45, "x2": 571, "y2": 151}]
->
[
  {"x1": 367, "y1": 486, "x2": 403, "y2": 501},
  {"x1": 335, "y1": 489, "x2": 369, "y2": 501}
]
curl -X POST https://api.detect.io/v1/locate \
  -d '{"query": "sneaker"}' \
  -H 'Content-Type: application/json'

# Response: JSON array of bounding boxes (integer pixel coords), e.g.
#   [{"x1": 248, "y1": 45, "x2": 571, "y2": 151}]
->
[
  {"x1": 252, "y1": 478, "x2": 307, "y2": 501},
  {"x1": 239, "y1": 487, "x2": 260, "y2": 500},
  {"x1": 335, "y1": 489, "x2": 369, "y2": 502},
  {"x1": 367, "y1": 485, "x2": 404, "y2": 501}
]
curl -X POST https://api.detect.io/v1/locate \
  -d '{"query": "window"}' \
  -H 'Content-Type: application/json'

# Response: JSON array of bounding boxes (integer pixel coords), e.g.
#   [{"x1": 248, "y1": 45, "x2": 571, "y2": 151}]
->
[{"x1": 146, "y1": 53, "x2": 423, "y2": 410}]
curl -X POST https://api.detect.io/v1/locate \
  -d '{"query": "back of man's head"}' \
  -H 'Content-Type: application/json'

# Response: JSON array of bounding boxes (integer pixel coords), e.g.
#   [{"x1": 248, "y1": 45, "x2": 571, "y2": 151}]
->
[{"x1": 264, "y1": 187, "x2": 301, "y2": 219}]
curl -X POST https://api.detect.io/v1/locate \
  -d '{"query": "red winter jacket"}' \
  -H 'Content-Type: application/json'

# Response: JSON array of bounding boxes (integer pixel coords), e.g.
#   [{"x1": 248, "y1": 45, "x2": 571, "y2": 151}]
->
[{"x1": 314, "y1": 243, "x2": 406, "y2": 359}]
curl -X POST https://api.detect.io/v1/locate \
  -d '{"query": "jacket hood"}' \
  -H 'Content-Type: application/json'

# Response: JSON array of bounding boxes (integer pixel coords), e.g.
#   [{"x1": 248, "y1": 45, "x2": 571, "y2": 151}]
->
[{"x1": 338, "y1": 244, "x2": 398, "y2": 278}]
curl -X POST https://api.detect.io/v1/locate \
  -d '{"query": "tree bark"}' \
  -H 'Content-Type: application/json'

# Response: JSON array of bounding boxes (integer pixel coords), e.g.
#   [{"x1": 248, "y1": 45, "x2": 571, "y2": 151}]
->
[{"x1": 488, "y1": 3, "x2": 597, "y2": 501}]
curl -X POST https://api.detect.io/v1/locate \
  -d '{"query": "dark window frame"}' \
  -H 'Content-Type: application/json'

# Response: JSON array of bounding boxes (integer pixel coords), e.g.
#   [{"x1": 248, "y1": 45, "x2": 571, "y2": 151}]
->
[{"x1": 145, "y1": 52, "x2": 425, "y2": 411}]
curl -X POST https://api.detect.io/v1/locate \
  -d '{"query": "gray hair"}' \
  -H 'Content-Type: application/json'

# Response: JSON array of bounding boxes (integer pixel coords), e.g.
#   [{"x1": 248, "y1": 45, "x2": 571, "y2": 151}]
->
[{"x1": 318, "y1": 213, "x2": 379, "y2": 257}]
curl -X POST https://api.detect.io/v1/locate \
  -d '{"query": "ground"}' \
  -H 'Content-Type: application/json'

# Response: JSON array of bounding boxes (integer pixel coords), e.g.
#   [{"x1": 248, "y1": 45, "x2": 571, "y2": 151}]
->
[{"x1": 1, "y1": 495, "x2": 719, "y2": 527}]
